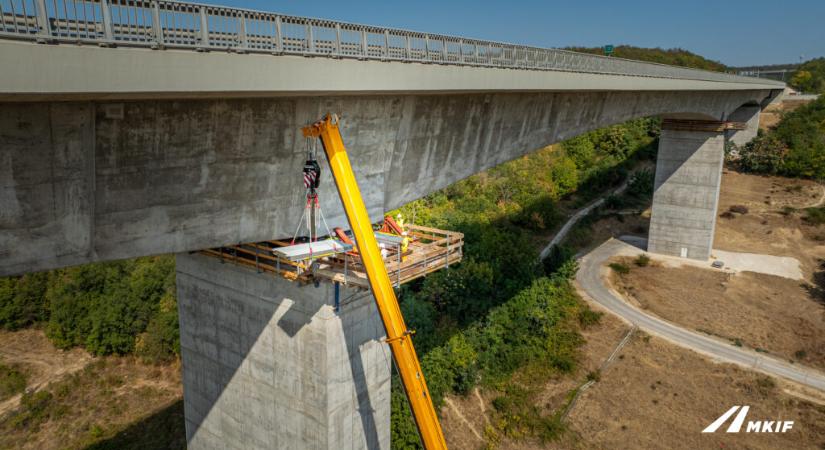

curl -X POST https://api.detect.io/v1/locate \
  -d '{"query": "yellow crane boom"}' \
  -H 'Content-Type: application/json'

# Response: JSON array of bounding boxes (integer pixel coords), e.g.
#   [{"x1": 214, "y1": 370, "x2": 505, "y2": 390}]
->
[{"x1": 302, "y1": 114, "x2": 447, "y2": 450}]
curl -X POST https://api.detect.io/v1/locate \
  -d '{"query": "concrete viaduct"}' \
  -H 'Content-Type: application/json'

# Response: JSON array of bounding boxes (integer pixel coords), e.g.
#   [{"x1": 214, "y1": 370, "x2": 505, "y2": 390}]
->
[{"x1": 0, "y1": 1, "x2": 784, "y2": 448}]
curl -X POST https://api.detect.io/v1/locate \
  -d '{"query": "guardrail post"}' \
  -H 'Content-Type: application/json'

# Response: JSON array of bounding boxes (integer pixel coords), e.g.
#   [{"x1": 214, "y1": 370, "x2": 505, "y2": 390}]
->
[
  {"x1": 238, "y1": 13, "x2": 248, "y2": 50},
  {"x1": 405, "y1": 35, "x2": 411, "y2": 59},
  {"x1": 306, "y1": 21, "x2": 314, "y2": 53},
  {"x1": 274, "y1": 15, "x2": 282, "y2": 53},
  {"x1": 151, "y1": 1, "x2": 164, "y2": 48},
  {"x1": 441, "y1": 38, "x2": 447, "y2": 62},
  {"x1": 199, "y1": 6, "x2": 209, "y2": 47},
  {"x1": 360, "y1": 28, "x2": 367, "y2": 59},
  {"x1": 100, "y1": 0, "x2": 114, "y2": 42},
  {"x1": 383, "y1": 29, "x2": 389, "y2": 59},
  {"x1": 458, "y1": 39, "x2": 463, "y2": 63},
  {"x1": 33, "y1": 0, "x2": 52, "y2": 39},
  {"x1": 335, "y1": 23, "x2": 341, "y2": 56},
  {"x1": 424, "y1": 34, "x2": 430, "y2": 61},
  {"x1": 474, "y1": 42, "x2": 478, "y2": 63}
]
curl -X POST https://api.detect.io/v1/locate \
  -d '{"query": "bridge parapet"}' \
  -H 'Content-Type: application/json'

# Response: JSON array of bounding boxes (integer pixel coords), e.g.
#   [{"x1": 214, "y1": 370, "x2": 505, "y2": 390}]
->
[{"x1": 1, "y1": 0, "x2": 781, "y2": 86}]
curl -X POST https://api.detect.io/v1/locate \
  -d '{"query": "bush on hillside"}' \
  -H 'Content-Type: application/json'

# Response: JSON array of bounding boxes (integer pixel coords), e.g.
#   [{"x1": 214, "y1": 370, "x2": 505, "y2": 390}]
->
[
  {"x1": 627, "y1": 169, "x2": 654, "y2": 198},
  {"x1": 738, "y1": 96, "x2": 825, "y2": 180},
  {"x1": 0, "y1": 363, "x2": 27, "y2": 401},
  {"x1": 790, "y1": 58, "x2": 825, "y2": 94},
  {"x1": 567, "y1": 46, "x2": 727, "y2": 72},
  {"x1": 0, "y1": 273, "x2": 49, "y2": 330}
]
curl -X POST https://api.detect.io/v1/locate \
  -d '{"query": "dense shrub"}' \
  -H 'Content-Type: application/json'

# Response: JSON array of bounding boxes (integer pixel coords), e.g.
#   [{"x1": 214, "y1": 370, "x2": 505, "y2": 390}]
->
[
  {"x1": 10, "y1": 390, "x2": 53, "y2": 429},
  {"x1": 0, "y1": 363, "x2": 27, "y2": 401},
  {"x1": 790, "y1": 58, "x2": 825, "y2": 94},
  {"x1": 627, "y1": 169, "x2": 654, "y2": 199},
  {"x1": 491, "y1": 383, "x2": 565, "y2": 441},
  {"x1": 609, "y1": 262, "x2": 630, "y2": 274},
  {"x1": 472, "y1": 275, "x2": 583, "y2": 382},
  {"x1": 738, "y1": 96, "x2": 825, "y2": 180},
  {"x1": 0, "y1": 255, "x2": 179, "y2": 361},
  {"x1": 0, "y1": 273, "x2": 49, "y2": 330},
  {"x1": 542, "y1": 245, "x2": 575, "y2": 277},
  {"x1": 805, "y1": 207, "x2": 825, "y2": 226},
  {"x1": 135, "y1": 291, "x2": 180, "y2": 364},
  {"x1": 577, "y1": 307, "x2": 603, "y2": 328},
  {"x1": 416, "y1": 259, "x2": 495, "y2": 326},
  {"x1": 45, "y1": 256, "x2": 175, "y2": 356}
]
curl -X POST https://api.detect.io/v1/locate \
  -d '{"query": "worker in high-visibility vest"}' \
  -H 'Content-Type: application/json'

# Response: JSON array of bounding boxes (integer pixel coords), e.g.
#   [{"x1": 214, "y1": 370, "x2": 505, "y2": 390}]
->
[{"x1": 397, "y1": 213, "x2": 410, "y2": 261}]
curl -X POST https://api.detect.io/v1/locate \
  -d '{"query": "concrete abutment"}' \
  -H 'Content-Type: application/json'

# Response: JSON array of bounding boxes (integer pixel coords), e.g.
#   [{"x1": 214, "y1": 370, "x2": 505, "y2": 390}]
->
[{"x1": 176, "y1": 252, "x2": 391, "y2": 450}]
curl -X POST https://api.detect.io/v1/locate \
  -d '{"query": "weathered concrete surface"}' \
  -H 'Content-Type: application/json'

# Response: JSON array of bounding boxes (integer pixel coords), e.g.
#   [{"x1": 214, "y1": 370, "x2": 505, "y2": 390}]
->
[
  {"x1": 726, "y1": 105, "x2": 761, "y2": 147},
  {"x1": 176, "y1": 252, "x2": 390, "y2": 450},
  {"x1": 1, "y1": 89, "x2": 777, "y2": 276},
  {"x1": 648, "y1": 127, "x2": 726, "y2": 260}
]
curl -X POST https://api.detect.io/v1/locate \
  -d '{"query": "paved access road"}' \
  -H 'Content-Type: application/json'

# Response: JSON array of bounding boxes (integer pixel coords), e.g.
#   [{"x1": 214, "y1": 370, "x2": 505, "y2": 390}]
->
[{"x1": 576, "y1": 238, "x2": 825, "y2": 392}]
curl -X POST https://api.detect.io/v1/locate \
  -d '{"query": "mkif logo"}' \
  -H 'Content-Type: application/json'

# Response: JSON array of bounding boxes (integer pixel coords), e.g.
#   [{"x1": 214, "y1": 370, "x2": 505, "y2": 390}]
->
[{"x1": 702, "y1": 406, "x2": 794, "y2": 433}]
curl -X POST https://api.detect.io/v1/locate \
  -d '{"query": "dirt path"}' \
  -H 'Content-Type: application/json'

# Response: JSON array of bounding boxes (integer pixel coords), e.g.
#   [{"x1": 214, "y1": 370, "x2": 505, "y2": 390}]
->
[
  {"x1": 803, "y1": 183, "x2": 825, "y2": 208},
  {"x1": 0, "y1": 329, "x2": 93, "y2": 416},
  {"x1": 539, "y1": 180, "x2": 630, "y2": 260}
]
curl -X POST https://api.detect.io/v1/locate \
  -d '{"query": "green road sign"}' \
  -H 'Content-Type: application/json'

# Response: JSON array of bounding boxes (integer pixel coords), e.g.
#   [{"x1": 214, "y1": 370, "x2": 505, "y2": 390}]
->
[{"x1": 604, "y1": 45, "x2": 614, "y2": 56}]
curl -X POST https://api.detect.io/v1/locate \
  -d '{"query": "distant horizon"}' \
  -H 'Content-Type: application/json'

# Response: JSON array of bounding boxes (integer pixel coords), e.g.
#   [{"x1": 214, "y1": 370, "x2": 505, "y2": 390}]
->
[{"x1": 204, "y1": 0, "x2": 823, "y2": 67}]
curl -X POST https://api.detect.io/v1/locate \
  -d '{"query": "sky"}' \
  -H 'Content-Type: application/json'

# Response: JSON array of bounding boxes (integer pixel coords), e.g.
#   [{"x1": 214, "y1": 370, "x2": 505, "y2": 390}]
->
[{"x1": 213, "y1": 0, "x2": 823, "y2": 67}]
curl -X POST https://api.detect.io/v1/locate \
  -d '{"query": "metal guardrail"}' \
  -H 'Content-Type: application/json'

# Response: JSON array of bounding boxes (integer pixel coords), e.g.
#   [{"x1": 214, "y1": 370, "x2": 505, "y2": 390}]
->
[{"x1": 0, "y1": 0, "x2": 783, "y2": 86}]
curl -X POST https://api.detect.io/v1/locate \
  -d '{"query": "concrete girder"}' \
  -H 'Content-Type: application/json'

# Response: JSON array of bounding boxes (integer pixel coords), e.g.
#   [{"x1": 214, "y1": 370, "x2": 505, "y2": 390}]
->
[{"x1": 1, "y1": 89, "x2": 778, "y2": 276}]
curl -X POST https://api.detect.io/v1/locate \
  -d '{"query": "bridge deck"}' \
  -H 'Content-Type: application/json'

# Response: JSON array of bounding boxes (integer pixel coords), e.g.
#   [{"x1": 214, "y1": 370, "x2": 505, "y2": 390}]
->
[{"x1": 0, "y1": 0, "x2": 782, "y2": 86}]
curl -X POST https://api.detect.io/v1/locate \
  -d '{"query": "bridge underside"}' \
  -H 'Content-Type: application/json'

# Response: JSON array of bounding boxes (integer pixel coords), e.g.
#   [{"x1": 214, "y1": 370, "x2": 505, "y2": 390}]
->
[{"x1": 0, "y1": 88, "x2": 774, "y2": 276}]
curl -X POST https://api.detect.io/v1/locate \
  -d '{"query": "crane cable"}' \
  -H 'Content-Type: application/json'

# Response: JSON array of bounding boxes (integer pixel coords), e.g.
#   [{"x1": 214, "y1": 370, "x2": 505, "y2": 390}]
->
[{"x1": 290, "y1": 137, "x2": 334, "y2": 249}]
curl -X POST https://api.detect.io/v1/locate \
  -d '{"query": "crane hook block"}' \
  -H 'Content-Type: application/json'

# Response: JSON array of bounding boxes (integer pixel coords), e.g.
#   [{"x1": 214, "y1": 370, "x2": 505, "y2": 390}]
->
[{"x1": 303, "y1": 159, "x2": 321, "y2": 189}]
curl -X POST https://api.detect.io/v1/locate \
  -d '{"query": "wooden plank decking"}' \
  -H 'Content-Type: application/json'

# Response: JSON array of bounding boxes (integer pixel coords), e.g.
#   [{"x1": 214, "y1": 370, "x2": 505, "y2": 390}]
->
[{"x1": 199, "y1": 224, "x2": 463, "y2": 289}]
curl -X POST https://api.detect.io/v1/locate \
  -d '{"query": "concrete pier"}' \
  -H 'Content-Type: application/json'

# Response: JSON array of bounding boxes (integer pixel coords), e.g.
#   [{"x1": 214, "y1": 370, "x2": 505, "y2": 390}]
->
[
  {"x1": 648, "y1": 122, "x2": 726, "y2": 260},
  {"x1": 726, "y1": 105, "x2": 761, "y2": 147},
  {"x1": 176, "y1": 252, "x2": 391, "y2": 450}
]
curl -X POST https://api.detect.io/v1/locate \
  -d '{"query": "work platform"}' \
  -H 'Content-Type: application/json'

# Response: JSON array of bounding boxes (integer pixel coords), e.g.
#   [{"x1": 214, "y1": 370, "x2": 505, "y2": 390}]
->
[{"x1": 200, "y1": 223, "x2": 463, "y2": 289}]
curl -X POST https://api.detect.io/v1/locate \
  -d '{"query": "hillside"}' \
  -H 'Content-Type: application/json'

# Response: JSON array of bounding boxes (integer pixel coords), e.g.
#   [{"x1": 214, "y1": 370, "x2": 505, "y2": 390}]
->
[
  {"x1": 737, "y1": 95, "x2": 825, "y2": 180},
  {"x1": 566, "y1": 45, "x2": 728, "y2": 72},
  {"x1": 790, "y1": 57, "x2": 825, "y2": 94}
]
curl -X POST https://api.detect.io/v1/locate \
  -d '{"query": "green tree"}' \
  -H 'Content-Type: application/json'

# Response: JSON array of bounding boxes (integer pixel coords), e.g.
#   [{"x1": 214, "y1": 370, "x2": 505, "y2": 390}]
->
[
  {"x1": 0, "y1": 273, "x2": 49, "y2": 330},
  {"x1": 567, "y1": 45, "x2": 727, "y2": 72},
  {"x1": 45, "y1": 256, "x2": 177, "y2": 357},
  {"x1": 738, "y1": 96, "x2": 825, "y2": 179},
  {"x1": 791, "y1": 70, "x2": 814, "y2": 92},
  {"x1": 789, "y1": 58, "x2": 825, "y2": 94},
  {"x1": 550, "y1": 156, "x2": 579, "y2": 195},
  {"x1": 563, "y1": 135, "x2": 595, "y2": 169}
]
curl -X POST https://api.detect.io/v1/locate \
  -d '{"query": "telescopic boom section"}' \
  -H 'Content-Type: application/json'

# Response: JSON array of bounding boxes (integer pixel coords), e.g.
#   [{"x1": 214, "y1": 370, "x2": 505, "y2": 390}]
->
[{"x1": 302, "y1": 114, "x2": 448, "y2": 450}]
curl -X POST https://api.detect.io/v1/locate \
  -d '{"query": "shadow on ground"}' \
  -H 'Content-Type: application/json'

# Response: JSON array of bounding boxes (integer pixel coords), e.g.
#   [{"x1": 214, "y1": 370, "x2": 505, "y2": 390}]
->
[
  {"x1": 84, "y1": 399, "x2": 186, "y2": 450},
  {"x1": 804, "y1": 258, "x2": 825, "y2": 307}
]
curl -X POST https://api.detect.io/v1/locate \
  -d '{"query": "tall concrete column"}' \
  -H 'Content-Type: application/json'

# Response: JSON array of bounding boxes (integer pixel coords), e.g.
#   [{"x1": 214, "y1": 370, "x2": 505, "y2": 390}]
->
[
  {"x1": 648, "y1": 121, "x2": 726, "y2": 260},
  {"x1": 176, "y1": 252, "x2": 392, "y2": 450},
  {"x1": 725, "y1": 105, "x2": 761, "y2": 147}
]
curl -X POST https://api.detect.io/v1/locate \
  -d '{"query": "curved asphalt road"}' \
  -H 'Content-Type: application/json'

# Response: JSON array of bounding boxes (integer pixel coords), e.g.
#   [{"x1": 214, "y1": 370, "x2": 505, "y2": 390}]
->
[{"x1": 576, "y1": 238, "x2": 825, "y2": 392}]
